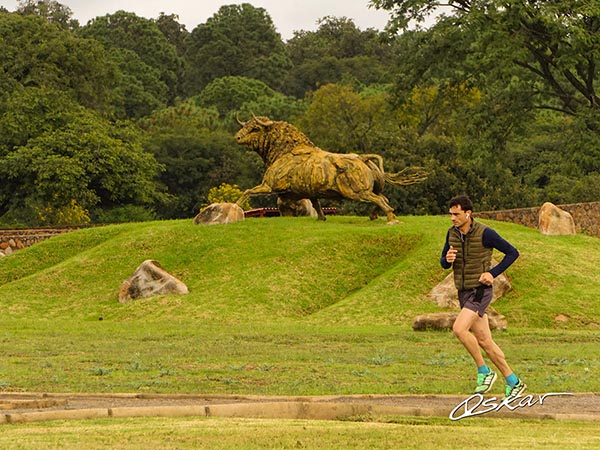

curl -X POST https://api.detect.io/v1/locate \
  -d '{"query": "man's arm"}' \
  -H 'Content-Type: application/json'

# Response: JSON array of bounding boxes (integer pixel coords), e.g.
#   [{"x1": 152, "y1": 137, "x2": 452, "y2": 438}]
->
[
  {"x1": 440, "y1": 230, "x2": 452, "y2": 269},
  {"x1": 482, "y1": 228, "x2": 519, "y2": 278}
]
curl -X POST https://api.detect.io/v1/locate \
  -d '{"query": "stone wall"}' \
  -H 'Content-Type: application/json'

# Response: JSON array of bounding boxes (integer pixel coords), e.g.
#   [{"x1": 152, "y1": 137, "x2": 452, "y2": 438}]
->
[
  {"x1": 0, "y1": 227, "x2": 79, "y2": 257},
  {"x1": 477, "y1": 202, "x2": 600, "y2": 237}
]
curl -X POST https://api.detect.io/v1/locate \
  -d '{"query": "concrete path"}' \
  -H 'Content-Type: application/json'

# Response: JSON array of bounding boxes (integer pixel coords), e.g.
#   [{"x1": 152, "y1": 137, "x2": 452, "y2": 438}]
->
[{"x1": 1, "y1": 392, "x2": 598, "y2": 424}]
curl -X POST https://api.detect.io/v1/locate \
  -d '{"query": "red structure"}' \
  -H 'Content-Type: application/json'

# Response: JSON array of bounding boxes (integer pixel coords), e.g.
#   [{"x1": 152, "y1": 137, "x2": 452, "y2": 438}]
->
[{"x1": 244, "y1": 207, "x2": 338, "y2": 218}]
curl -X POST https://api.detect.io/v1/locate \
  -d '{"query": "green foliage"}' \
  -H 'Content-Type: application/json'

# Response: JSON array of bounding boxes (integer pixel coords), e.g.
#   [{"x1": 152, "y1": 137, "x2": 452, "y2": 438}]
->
[
  {"x1": 0, "y1": 11, "x2": 119, "y2": 115},
  {"x1": 79, "y1": 10, "x2": 183, "y2": 105},
  {"x1": 299, "y1": 83, "x2": 396, "y2": 154},
  {"x1": 373, "y1": 0, "x2": 600, "y2": 120},
  {"x1": 195, "y1": 75, "x2": 304, "y2": 123},
  {"x1": 206, "y1": 182, "x2": 251, "y2": 210},
  {"x1": 109, "y1": 48, "x2": 169, "y2": 119},
  {"x1": 285, "y1": 17, "x2": 395, "y2": 97},
  {"x1": 183, "y1": 3, "x2": 291, "y2": 94},
  {"x1": 138, "y1": 101, "x2": 261, "y2": 218},
  {"x1": 154, "y1": 12, "x2": 188, "y2": 57},
  {"x1": 0, "y1": 97, "x2": 165, "y2": 225},
  {"x1": 36, "y1": 199, "x2": 91, "y2": 226},
  {"x1": 16, "y1": 0, "x2": 79, "y2": 29},
  {"x1": 196, "y1": 76, "x2": 277, "y2": 116},
  {"x1": 91, "y1": 205, "x2": 157, "y2": 224},
  {"x1": 0, "y1": 2, "x2": 598, "y2": 218}
]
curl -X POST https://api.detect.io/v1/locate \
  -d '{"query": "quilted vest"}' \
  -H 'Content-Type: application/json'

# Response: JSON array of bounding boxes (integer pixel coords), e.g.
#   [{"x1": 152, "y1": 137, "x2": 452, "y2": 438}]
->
[{"x1": 448, "y1": 220, "x2": 492, "y2": 290}]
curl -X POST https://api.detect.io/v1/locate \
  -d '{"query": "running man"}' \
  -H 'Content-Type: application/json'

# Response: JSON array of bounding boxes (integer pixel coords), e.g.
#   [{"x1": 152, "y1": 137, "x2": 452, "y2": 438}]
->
[{"x1": 440, "y1": 195, "x2": 526, "y2": 399}]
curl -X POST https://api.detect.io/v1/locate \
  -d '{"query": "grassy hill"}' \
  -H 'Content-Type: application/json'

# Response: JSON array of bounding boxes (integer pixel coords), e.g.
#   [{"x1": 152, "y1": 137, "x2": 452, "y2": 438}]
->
[
  {"x1": 1, "y1": 215, "x2": 598, "y2": 327},
  {"x1": 0, "y1": 215, "x2": 598, "y2": 395}
]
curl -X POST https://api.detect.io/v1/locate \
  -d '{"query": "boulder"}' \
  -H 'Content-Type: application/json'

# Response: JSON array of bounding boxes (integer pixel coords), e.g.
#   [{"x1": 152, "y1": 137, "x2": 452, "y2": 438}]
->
[
  {"x1": 193, "y1": 202, "x2": 245, "y2": 225},
  {"x1": 412, "y1": 312, "x2": 458, "y2": 331},
  {"x1": 538, "y1": 202, "x2": 576, "y2": 235},
  {"x1": 487, "y1": 307, "x2": 508, "y2": 330},
  {"x1": 412, "y1": 308, "x2": 507, "y2": 331},
  {"x1": 429, "y1": 260, "x2": 512, "y2": 309},
  {"x1": 119, "y1": 260, "x2": 188, "y2": 303},
  {"x1": 277, "y1": 198, "x2": 317, "y2": 217}
]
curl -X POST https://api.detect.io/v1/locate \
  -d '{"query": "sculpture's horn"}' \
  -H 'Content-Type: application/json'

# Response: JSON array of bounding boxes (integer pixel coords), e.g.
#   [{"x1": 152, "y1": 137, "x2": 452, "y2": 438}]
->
[
  {"x1": 252, "y1": 113, "x2": 273, "y2": 127},
  {"x1": 236, "y1": 112, "x2": 245, "y2": 126}
]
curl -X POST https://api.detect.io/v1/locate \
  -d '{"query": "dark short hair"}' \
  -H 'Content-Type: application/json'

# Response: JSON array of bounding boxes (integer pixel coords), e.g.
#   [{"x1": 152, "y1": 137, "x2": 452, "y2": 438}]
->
[{"x1": 448, "y1": 195, "x2": 473, "y2": 212}]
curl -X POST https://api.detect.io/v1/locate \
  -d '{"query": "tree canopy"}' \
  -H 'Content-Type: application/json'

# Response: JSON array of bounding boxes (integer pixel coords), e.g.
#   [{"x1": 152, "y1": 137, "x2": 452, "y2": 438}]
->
[
  {"x1": 80, "y1": 10, "x2": 184, "y2": 106},
  {"x1": 0, "y1": 1, "x2": 598, "y2": 225},
  {"x1": 183, "y1": 3, "x2": 291, "y2": 94}
]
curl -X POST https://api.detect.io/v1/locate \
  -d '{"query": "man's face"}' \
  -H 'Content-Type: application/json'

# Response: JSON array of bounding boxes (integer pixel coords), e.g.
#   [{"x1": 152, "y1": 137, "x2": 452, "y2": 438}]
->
[{"x1": 449, "y1": 205, "x2": 470, "y2": 228}]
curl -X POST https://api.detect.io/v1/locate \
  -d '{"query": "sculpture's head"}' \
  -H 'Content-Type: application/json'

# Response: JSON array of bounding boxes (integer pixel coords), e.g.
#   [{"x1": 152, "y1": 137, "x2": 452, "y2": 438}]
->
[
  {"x1": 234, "y1": 114, "x2": 274, "y2": 147},
  {"x1": 234, "y1": 114, "x2": 312, "y2": 164}
]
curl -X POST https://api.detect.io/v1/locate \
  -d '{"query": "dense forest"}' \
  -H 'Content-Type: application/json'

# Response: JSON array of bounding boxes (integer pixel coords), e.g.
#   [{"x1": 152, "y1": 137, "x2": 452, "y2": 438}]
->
[{"x1": 0, "y1": 0, "x2": 598, "y2": 226}]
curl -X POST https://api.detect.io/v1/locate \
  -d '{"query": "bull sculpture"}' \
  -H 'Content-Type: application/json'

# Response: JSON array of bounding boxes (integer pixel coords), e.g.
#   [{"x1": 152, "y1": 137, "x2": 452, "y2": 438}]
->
[{"x1": 234, "y1": 116, "x2": 427, "y2": 224}]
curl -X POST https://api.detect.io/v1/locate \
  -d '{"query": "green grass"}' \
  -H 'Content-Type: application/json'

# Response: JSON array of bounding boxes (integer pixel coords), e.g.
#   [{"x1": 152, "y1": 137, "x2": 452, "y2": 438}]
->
[
  {"x1": 0, "y1": 215, "x2": 598, "y2": 447},
  {"x1": 0, "y1": 416, "x2": 599, "y2": 450},
  {"x1": 0, "y1": 215, "x2": 598, "y2": 394}
]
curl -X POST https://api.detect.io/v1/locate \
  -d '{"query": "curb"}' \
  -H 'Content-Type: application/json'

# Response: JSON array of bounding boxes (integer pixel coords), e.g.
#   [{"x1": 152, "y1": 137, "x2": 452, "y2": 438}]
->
[{"x1": 0, "y1": 393, "x2": 598, "y2": 424}]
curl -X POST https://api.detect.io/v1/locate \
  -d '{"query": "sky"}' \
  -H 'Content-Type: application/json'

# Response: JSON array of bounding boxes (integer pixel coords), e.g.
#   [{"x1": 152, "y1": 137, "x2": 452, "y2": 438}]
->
[{"x1": 0, "y1": 0, "x2": 392, "y2": 40}]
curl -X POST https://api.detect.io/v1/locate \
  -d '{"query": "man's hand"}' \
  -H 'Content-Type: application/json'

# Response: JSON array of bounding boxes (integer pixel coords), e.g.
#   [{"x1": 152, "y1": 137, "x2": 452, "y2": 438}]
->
[
  {"x1": 446, "y1": 245, "x2": 457, "y2": 263},
  {"x1": 478, "y1": 272, "x2": 494, "y2": 286}
]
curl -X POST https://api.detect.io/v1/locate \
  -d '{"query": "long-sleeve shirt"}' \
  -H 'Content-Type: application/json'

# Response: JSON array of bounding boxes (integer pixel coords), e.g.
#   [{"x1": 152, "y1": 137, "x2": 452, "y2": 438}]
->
[{"x1": 440, "y1": 227, "x2": 519, "y2": 278}]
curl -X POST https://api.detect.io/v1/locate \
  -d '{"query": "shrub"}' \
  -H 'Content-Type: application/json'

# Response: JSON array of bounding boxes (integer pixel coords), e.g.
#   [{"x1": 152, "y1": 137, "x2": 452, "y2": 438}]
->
[{"x1": 206, "y1": 183, "x2": 251, "y2": 210}]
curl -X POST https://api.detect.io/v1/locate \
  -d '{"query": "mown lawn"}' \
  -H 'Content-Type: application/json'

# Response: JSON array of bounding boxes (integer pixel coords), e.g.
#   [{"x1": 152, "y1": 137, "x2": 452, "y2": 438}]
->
[{"x1": 0, "y1": 215, "x2": 598, "y2": 448}]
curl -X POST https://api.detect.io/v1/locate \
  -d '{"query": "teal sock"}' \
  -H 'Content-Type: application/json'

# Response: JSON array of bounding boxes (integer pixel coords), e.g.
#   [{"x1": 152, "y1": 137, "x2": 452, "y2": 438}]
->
[
  {"x1": 505, "y1": 373, "x2": 519, "y2": 387},
  {"x1": 477, "y1": 365, "x2": 491, "y2": 375}
]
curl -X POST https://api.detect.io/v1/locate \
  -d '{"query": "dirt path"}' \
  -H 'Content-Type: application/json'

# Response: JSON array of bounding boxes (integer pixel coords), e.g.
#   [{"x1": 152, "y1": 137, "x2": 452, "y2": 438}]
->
[{"x1": 1, "y1": 392, "x2": 598, "y2": 423}]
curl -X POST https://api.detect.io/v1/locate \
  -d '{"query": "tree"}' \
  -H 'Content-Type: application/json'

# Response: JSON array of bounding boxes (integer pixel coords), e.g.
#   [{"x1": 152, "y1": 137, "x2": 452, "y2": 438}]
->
[
  {"x1": 368, "y1": 1, "x2": 600, "y2": 210},
  {"x1": 138, "y1": 101, "x2": 261, "y2": 218},
  {"x1": 0, "y1": 89, "x2": 165, "y2": 225},
  {"x1": 0, "y1": 11, "x2": 119, "y2": 116},
  {"x1": 110, "y1": 48, "x2": 169, "y2": 119},
  {"x1": 155, "y1": 13, "x2": 189, "y2": 57},
  {"x1": 80, "y1": 11, "x2": 183, "y2": 105},
  {"x1": 194, "y1": 76, "x2": 303, "y2": 125},
  {"x1": 284, "y1": 17, "x2": 396, "y2": 97},
  {"x1": 183, "y1": 3, "x2": 291, "y2": 95},
  {"x1": 195, "y1": 76, "x2": 277, "y2": 116},
  {"x1": 371, "y1": 0, "x2": 600, "y2": 122},
  {"x1": 16, "y1": 0, "x2": 78, "y2": 30},
  {"x1": 298, "y1": 83, "x2": 396, "y2": 154}
]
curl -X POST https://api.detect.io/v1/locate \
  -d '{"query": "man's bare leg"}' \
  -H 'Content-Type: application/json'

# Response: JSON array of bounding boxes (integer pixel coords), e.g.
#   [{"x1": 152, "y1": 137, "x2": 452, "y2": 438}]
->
[
  {"x1": 470, "y1": 314, "x2": 512, "y2": 377},
  {"x1": 452, "y1": 308, "x2": 486, "y2": 367}
]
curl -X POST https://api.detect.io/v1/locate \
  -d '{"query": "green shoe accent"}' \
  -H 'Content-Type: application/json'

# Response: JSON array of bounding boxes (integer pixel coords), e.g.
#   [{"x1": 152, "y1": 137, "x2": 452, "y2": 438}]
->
[
  {"x1": 504, "y1": 379, "x2": 527, "y2": 400},
  {"x1": 474, "y1": 370, "x2": 497, "y2": 394}
]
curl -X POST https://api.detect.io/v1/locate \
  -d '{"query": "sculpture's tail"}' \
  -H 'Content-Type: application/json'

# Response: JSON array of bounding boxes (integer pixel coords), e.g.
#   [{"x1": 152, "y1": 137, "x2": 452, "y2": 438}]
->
[
  {"x1": 384, "y1": 167, "x2": 428, "y2": 186},
  {"x1": 360, "y1": 154, "x2": 428, "y2": 186}
]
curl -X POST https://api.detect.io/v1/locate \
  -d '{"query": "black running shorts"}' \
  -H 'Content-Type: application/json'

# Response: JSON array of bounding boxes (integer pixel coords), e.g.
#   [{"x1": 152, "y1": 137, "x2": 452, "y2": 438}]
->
[{"x1": 458, "y1": 286, "x2": 493, "y2": 317}]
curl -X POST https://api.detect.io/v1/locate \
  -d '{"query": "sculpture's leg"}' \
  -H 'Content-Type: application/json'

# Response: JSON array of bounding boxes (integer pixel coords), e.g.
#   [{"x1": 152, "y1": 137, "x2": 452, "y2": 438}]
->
[
  {"x1": 310, "y1": 198, "x2": 326, "y2": 221},
  {"x1": 236, "y1": 182, "x2": 272, "y2": 206},
  {"x1": 362, "y1": 192, "x2": 399, "y2": 224},
  {"x1": 369, "y1": 206, "x2": 380, "y2": 221}
]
